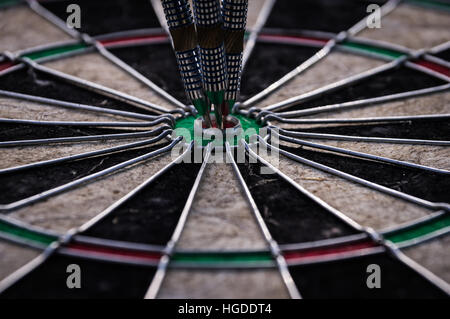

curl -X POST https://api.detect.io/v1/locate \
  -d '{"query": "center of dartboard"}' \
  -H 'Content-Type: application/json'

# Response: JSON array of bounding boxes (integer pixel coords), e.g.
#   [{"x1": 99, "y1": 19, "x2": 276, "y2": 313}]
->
[{"x1": 174, "y1": 114, "x2": 263, "y2": 146}]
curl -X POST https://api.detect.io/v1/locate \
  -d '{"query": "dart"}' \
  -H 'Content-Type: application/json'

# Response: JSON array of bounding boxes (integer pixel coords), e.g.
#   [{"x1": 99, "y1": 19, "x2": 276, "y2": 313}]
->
[
  {"x1": 222, "y1": 0, "x2": 248, "y2": 119},
  {"x1": 193, "y1": 0, "x2": 228, "y2": 129},
  {"x1": 161, "y1": 0, "x2": 212, "y2": 127}
]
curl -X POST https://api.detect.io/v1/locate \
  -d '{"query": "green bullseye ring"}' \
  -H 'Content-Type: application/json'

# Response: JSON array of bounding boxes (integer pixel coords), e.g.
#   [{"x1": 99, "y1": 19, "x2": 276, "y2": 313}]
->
[{"x1": 174, "y1": 114, "x2": 263, "y2": 146}]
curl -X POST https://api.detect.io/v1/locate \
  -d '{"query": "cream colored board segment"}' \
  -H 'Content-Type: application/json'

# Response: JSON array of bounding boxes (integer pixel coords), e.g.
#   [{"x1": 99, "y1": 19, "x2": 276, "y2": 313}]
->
[
  {"x1": 0, "y1": 5, "x2": 72, "y2": 53},
  {"x1": 43, "y1": 53, "x2": 177, "y2": 110},
  {"x1": 277, "y1": 140, "x2": 450, "y2": 171},
  {"x1": 9, "y1": 152, "x2": 171, "y2": 232},
  {"x1": 403, "y1": 234, "x2": 450, "y2": 284},
  {"x1": 261, "y1": 152, "x2": 435, "y2": 230},
  {"x1": 0, "y1": 239, "x2": 41, "y2": 282},
  {"x1": 0, "y1": 137, "x2": 155, "y2": 169},
  {"x1": 158, "y1": 269, "x2": 290, "y2": 299},
  {"x1": 358, "y1": 4, "x2": 450, "y2": 50},
  {"x1": 286, "y1": 92, "x2": 450, "y2": 120},
  {"x1": 247, "y1": 0, "x2": 266, "y2": 29},
  {"x1": 176, "y1": 162, "x2": 267, "y2": 251},
  {"x1": 257, "y1": 52, "x2": 385, "y2": 108},
  {"x1": 0, "y1": 96, "x2": 137, "y2": 122}
]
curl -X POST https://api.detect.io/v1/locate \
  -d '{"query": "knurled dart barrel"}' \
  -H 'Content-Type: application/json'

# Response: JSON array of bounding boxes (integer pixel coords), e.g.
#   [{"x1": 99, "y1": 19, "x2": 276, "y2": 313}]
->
[
  {"x1": 222, "y1": 0, "x2": 248, "y2": 103},
  {"x1": 161, "y1": 0, "x2": 204, "y2": 106},
  {"x1": 193, "y1": 0, "x2": 228, "y2": 99}
]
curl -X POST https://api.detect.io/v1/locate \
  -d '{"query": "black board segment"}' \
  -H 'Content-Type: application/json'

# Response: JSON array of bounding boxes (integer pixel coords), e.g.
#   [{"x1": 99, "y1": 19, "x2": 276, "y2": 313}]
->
[
  {"x1": 0, "y1": 122, "x2": 137, "y2": 142},
  {"x1": 40, "y1": 0, "x2": 161, "y2": 36},
  {"x1": 282, "y1": 66, "x2": 447, "y2": 112},
  {"x1": 434, "y1": 48, "x2": 450, "y2": 62},
  {"x1": 109, "y1": 43, "x2": 188, "y2": 105},
  {"x1": 289, "y1": 252, "x2": 448, "y2": 298},
  {"x1": 294, "y1": 118, "x2": 450, "y2": 141},
  {"x1": 279, "y1": 145, "x2": 450, "y2": 204},
  {"x1": 240, "y1": 43, "x2": 319, "y2": 101},
  {"x1": 265, "y1": 0, "x2": 388, "y2": 33},
  {"x1": 0, "y1": 142, "x2": 169, "y2": 205},
  {"x1": 0, "y1": 254, "x2": 156, "y2": 299},
  {"x1": 235, "y1": 153, "x2": 358, "y2": 244},
  {"x1": 0, "y1": 67, "x2": 157, "y2": 115},
  {"x1": 82, "y1": 153, "x2": 202, "y2": 245}
]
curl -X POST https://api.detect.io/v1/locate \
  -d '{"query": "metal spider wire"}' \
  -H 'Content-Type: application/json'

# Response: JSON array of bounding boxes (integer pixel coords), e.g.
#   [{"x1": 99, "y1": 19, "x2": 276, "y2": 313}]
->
[{"x1": 0, "y1": 0, "x2": 449, "y2": 298}]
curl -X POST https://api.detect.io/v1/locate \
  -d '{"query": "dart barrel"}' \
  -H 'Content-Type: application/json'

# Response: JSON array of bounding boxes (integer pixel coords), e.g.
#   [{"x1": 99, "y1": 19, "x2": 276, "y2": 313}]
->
[
  {"x1": 193, "y1": 0, "x2": 228, "y2": 105},
  {"x1": 161, "y1": 0, "x2": 205, "y2": 113},
  {"x1": 222, "y1": 0, "x2": 248, "y2": 104}
]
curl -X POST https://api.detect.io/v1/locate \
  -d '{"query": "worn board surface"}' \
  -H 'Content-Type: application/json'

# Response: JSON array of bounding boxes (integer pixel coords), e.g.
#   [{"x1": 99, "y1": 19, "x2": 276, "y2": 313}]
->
[{"x1": 0, "y1": 0, "x2": 448, "y2": 298}]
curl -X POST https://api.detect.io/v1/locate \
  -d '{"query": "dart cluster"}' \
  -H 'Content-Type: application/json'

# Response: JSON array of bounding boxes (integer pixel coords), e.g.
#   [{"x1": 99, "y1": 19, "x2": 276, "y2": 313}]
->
[{"x1": 161, "y1": 0, "x2": 248, "y2": 129}]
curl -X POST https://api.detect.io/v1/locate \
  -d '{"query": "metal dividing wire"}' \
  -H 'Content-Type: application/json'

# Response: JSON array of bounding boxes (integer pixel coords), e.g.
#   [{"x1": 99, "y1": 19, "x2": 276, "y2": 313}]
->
[
  {"x1": 225, "y1": 141, "x2": 302, "y2": 299},
  {"x1": 76, "y1": 141, "x2": 195, "y2": 233},
  {"x1": 0, "y1": 241, "x2": 62, "y2": 295},
  {"x1": 380, "y1": 211, "x2": 450, "y2": 249},
  {"x1": 20, "y1": 57, "x2": 174, "y2": 115},
  {"x1": 0, "y1": 141, "x2": 193, "y2": 294},
  {"x1": 0, "y1": 213, "x2": 61, "y2": 249},
  {"x1": 274, "y1": 83, "x2": 450, "y2": 118},
  {"x1": 0, "y1": 129, "x2": 172, "y2": 174},
  {"x1": 0, "y1": 116, "x2": 175, "y2": 127},
  {"x1": 26, "y1": 0, "x2": 79, "y2": 38},
  {"x1": 145, "y1": 142, "x2": 213, "y2": 299},
  {"x1": 241, "y1": 0, "x2": 276, "y2": 70},
  {"x1": 92, "y1": 39, "x2": 188, "y2": 111},
  {"x1": 0, "y1": 0, "x2": 444, "y2": 297},
  {"x1": 237, "y1": 0, "x2": 401, "y2": 110},
  {"x1": 26, "y1": 0, "x2": 188, "y2": 112},
  {"x1": 270, "y1": 129, "x2": 450, "y2": 174},
  {"x1": 276, "y1": 127, "x2": 450, "y2": 146},
  {"x1": 241, "y1": 140, "x2": 365, "y2": 231},
  {"x1": 258, "y1": 135, "x2": 450, "y2": 212},
  {"x1": 247, "y1": 136, "x2": 450, "y2": 295},
  {"x1": 261, "y1": 58, "x2": 403, "y2": 112},
  {"x1": 0, "y1": 89, "x2": 171, "y2": 121},
  {"x1": 0, "y1": 136, "x2": 183, "y2": 213},
  {"x1": 0, "y1": 122, "x2": 172, "y2": 148},
  {"x1": 406, "y1": 60, "x2": 450, "y2": 82},
  {"x1": 263, "y1": 113, "x2": 450, "y2": 125}
]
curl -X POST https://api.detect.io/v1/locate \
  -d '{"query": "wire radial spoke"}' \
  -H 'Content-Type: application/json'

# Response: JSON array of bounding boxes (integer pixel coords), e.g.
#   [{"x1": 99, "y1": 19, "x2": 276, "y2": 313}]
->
[
  {"x1": 0, "y1": 129, "x2": 171, "y2": 174},
  {"x1": 277, "y1": 128, "x2": 450, "y2": 146},
  {"x1": 226, "y1": 141, "x2": 304, "y2": 299},
  {"x1": 258, "y1": 136, "x2": 450, "y2": 212},
  {"x1": 264, "y1": 113, "x2": 450, "y2": 125},
  {"x1": 273, "y1": 83, "x2": 450, "y2": 118},
  {"x1": 276, "y1": 116, "x2": 450, "y2": 142},
  {"x1": 272, "y1": 130, "x2": 450, "y2": 174},
  {"x1": 145, "y1": 143, "x2": 213, "y2": 299},
  {"x1": 0, "y1": 121, "x2": 172, "y2": 148},
  {"x1": 0, "y1": 0, "x2": 445, "y2": 298},
  {"x1": 241, "y1": 0, "x2": 277, "y2": 70},
  {"x1": 0, "y1": 117, "x2": 174, "y2": 127},
  {"x1": 0, "y1": 91, "x2": 173, "y2": 124},
  {"x1": 248, "y1": 137, "x2": 449, "y2": 296},
  {"x1": 261, "y1": 59, "x2": 401, "y2": 112},
  {"x1": 239, "y1": 0, "x2": 401, "y2": 110},
  {"x1": 94, "y1": 41, "x2": 187, "y2": 110},
  {"x1": 27, "y1": 61, "x2": 173, "y2": 114},
  {"x1": 25, "y1": 0, "x2": 188, "y2": 111},
  {"x1": 0, "y1": 142, "x2": 193, "y2": 297},
  {"x1": 0, "y1": 137, "x2": 182, "y2": 212}
]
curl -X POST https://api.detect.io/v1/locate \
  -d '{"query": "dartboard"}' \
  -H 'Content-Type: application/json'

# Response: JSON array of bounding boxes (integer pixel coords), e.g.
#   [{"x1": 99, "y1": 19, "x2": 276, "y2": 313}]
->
[{"x1": 0, "y1": 0, "x2": 449, "y2": 299}]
